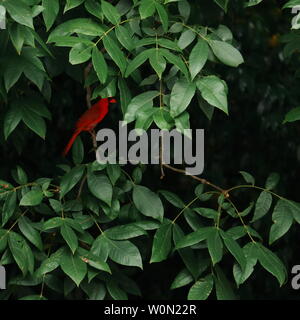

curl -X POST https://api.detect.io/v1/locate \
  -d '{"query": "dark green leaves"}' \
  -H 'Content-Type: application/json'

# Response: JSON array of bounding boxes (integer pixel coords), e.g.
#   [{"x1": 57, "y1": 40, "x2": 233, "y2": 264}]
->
[
  {"x1": 9, "y1": 232, "x2": 34, "y2": 276},
  {"x1": 42, "y1": 0, "x2": 59, "y2": 31},
  {"x1": 60, "y1": 249, "x2": 87, "y2": 286},
  {"x1": 105, "y1": 238, "x2": 143, "y2": 269},
  {"x1": 101, "y1": 0, "x2": 121, "y2": 25},
  {"x1": 20, "y1": 189, "x2": 43, "y2": 206},
  {"x1": 209, "y1": 40, "x2": 244, "y2": 67},
  {"x1": 133, "y1": 185, "x2": 164, "y2": 222},
  {"x1": 103, "y1": 35, "x2": 127, "y2": 75},
  {"x1": 4, "y1": 0, "x2": 33, "y2": 29},
  {"x1": 2, "y1": 191, "x2": 17, "y2": 226},
  {"x1": 87, "y1": 172, "x2": 112, "y2": 206},
  {"x1": 150, "y1": 221, "x2": 173, "y2": 263},
  {"x1": 269, "y1": 199, "x2": 293, "y2": 244},
  {"x1": 187, "y1": 275, "x2": 214, "y2": 300},
  {"x1": 92, "y1": 47, "x2": 108, "y2": 84},
  {"x1": 206, "y1": 228, "x2": 223, "y2": 265},
  {"x1": 170, "y1": 79, "x2": 196, "y2": 117},
  {"x1": 252, "y1": 191, "x2": 272, "y2": 222},
  {"x1": 197, "y1": 76, "x2": 228, "y2": 114},
  {"x1": 60, "y1": 165, "x2": 85, "y2": 199},
  {"x1": 255, "y1": 244, "x2": 287, "y2": 286},
  {"x1": 139, "y1": 0, "x2": 156, "y2": 19},
  {"x1": 60, "y1": 222, "x2": 78, "y2": 254},
  {"x1": 189, "y1": 39, "x2": 209, "y2": 80}
]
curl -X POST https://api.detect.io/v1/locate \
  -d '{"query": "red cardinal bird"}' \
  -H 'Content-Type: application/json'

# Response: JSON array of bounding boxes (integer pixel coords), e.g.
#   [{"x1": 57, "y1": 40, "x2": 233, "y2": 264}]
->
[{"x1": 62, "y1": 97, "x2": 117, "y2": 156}]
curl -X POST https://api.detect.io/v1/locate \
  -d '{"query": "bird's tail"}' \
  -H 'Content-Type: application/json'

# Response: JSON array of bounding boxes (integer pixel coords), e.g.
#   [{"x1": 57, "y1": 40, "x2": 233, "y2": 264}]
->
[{"x1": 62, "y1": 129, "x2": 81, "y2": 156}]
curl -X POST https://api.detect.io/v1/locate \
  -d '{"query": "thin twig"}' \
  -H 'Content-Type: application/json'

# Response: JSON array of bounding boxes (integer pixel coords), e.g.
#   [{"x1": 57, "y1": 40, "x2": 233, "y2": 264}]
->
[{"x1": 162, "y1": 163, "x2": 227, "y2": 195}]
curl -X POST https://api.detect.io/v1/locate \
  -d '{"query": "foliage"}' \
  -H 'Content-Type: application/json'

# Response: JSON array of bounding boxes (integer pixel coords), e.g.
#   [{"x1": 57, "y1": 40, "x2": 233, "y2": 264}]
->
[{"x1": 0, "y1": 0, "x2": 299, "y2": 300}]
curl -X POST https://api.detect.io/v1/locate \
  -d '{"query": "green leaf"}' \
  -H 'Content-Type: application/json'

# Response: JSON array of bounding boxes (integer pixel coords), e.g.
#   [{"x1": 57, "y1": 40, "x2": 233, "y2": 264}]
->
[
  {"x1": 251, "y1": 191, "x2": 272, "y2": 222},
  {"x1": 214, "y1": 266, "x2": 237, "y2": 300},
  {"x1": 125, "y1": 49, "x2": 155, "y2": 78},
  {"x1": 4, "y1": 0, "x2": 33, "y2": 29},
  {"x1": 149, "y1": 50, "x2": 166, "y2": 79},
  {"x1": 106, "y1": 164, "x2": 121, "y2": 185},
  {"x1": 239, "y1": 171, "x2": 255, "y2": 185},
  {"x1": 84, "y1": 253, "x2": 111, "y2": 273},
  {"x1": 60, "y1": 250, "x2": 87, "y2": 286},
  {"x1": 4, "y1": 103, "x2": 22, "y2": 140},
  {"x1": 18, "y1": 216, "x2": 43, "y2": 251},
  {"x1": 42, "y1": 0, "x2": 59, "y2": 31},
  {"x1": 206, "y1": 228, "x2": 223, "y2": 265},
  {"x1": 118, "y1": 77, "x2": 131, "y2": 115},
  {"x1": 101, "y1": 0, "x2": 121, "y2": 24},
  {"x1": 176, "y1": 227, "x2": 212, "y2": 249},
  {"x1": 9, "y1": 23, "x2": 25, "y2": 54},
  {"x1": 36, "y1": 248, "x2": 63, "y2": 276},
  {"x1": 178, "y1": 29, "x2": 196, "y2": 49},
  {"x1": 60, "y1": 165, "x2": 85, "y2": 199},
  {"x1": 91, "y1": 235, "x2": 109, "y2": 261},
  {"x1": 155, "y1": 2, "x2": 169, "y2": 32},
  {"x1": 22, "y1": 107, "x2": 46, "y2": 139},
  {"x1": 87, "y1": 172, "x2": 112, "y2": 206},
  {"x1": 265, "y1": 172, "x2": 280, "y2": 190},
  {"x1": 133, "y1": 185, "x2": 164, "y2": 222},
  {"x1": 64, "y1": 0, "x2": 85, "y2": 13},
  {"x1": 107, "y1": 280, "x2": 128, "y2": 300},
  {"x1": 153, "y1": 108, "x2": 174, "y2": 130},
  {"x1": 197, "y1": 75, "x2": 228, "y2": 114},
  {"x1": 104, "y1": 224, "x2": 147, "y2": 240},
  {"x1": 92, "y1": 47, "x2": 108, "y2": 84},
  {"x1": 2, "y1": 191, "x2": 17, "y2": 227},
  {"x1": 187, "y1": 275, "x2": 214, "y2": 300},
  {"x1": 61, "y1": 222, "x2": 78, "y2": 254},
  {"x1": 193, "y1": 208, "x2": 218, "y2": 220},
  {"x1": 175, "y1": 111, "x2": 191, "y2": 136},
  {"x1": 106, "y1": 238, "x2": 143, "y2": 268},
  {"x1": 160, "y1": 48, "x2": 190, "y2": 79},
  {"x1": 269, "y1": 199, "x2": 294, "y2": 244},
  {"x1": 255, "y1": 243, "x2": 287, "y2": 286},
  {"x1": 48, "y1": 18, "x2": 104, "y2": 41},
  {"x1": 170, "y1": 79, "x2": 196, "y2": 117},
  {"x1": 159, "y1": 190, "x2": 185, "y2": 209},
  {"x1": 103, "y1": 35, "x2": 127, "y2": 75},
  {"x1": 173, "y1": 224, "x2": 201, "y2": 279},
  {"x1": 171, "y1": 268, "x2": 194, "y2": 289},
  {"x1": 8, "y1": 232, "x2": 32, "y2": 276},
  {"x1": 124, "y1": 90, "x2": 159, "y2": 123},
  {"x1": 69, "y1": 43, "x2": 92, "y2": 65},
  {"x1": 139, "y1": 0, "x2": 156, "y2": 19},
  {"x1": 115, "y1": 25, "x2": 135, "y2": 51},
  {"x1": 85, "y1": 0, "x2": 103, "y2": 19},
  {"x1": 209, "y1": 40, "x2": 244, "y2": 67},
  {"x1": 150, "y1": 221, "x2": 173, "y2": 263},
  {"x1": 283, "y1": 107, "x2": 300, "y2": 123},
  {"x1": 214, "y1": 0, "x2": 229, "y2": 12},
  {"x1": 43, "y1": 217, "x2": 63, "y2": 231},
  {"x1": 72, "y1": 137, "x2": 84, "y2": 165},
  {"x1": 20, "y1": 189, "x2": 43, "y2": 206},
  {"x1": 220, "y1": 230, "x2": 246, "y2": 271},
  {"x1": 234, "y1": 242, "x2": 258, "y2": 286},
  {"x1": 189, "y1": 39, "x2": 209, "y2": 80}
]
